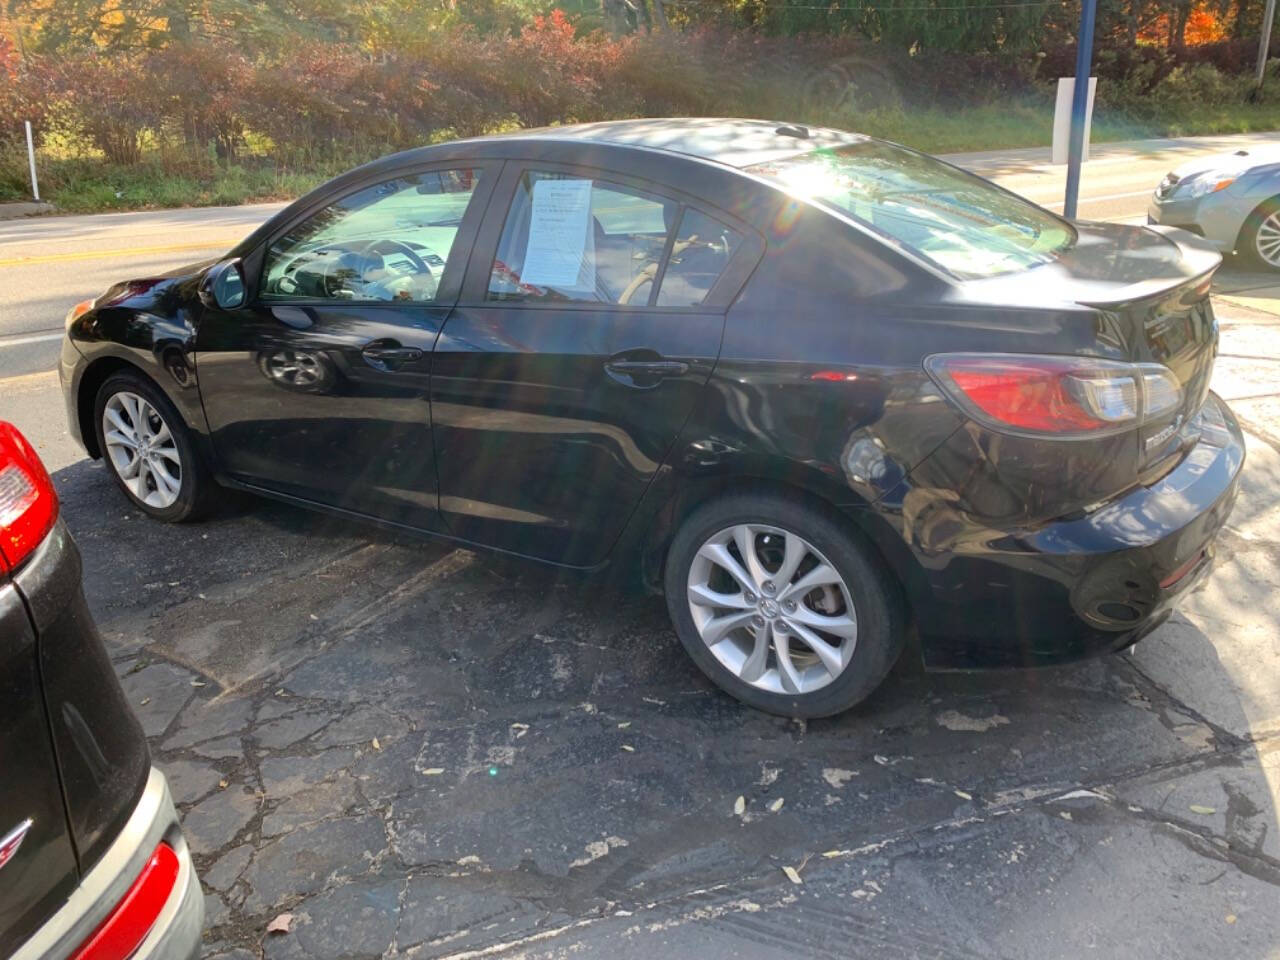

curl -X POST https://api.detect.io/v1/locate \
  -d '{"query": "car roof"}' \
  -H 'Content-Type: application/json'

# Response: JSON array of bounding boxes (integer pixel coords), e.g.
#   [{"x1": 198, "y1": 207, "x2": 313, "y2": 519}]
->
[{"x1": 464, "y1": 118, "x2": 868, "y2": 169}]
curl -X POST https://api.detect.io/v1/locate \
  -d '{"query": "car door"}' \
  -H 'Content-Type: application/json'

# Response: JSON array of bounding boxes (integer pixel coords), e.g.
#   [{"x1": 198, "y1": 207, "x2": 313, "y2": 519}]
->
[
  {"x1": 431, "y1": 162, "x2": 762, "y2": 566},
  {"x1": 195, "y1": 163, "x2": 496, "y2": 530}
]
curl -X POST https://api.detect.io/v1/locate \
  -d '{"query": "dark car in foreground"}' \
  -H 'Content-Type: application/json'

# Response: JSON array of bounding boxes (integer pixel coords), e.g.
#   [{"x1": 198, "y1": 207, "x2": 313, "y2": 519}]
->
[
  {"x1": 0, "y1": 422, "x2": 202, "y2": 958},
  {"x1": 59, "y1": 119, "x2": 1243, "y2": 717}
]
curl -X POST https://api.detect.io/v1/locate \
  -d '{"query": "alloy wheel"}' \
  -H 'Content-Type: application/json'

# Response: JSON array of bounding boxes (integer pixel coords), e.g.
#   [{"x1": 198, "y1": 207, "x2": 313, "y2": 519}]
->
[
  {"x1": 686, "y1": 524, "x2": 857, "y2": 695},
  {"x1": 1256, "y1": 211, "x2": 1280, "y2": 268},
  {"x1": 102, "y1": 391, "x2": 183, "y2": 509}
]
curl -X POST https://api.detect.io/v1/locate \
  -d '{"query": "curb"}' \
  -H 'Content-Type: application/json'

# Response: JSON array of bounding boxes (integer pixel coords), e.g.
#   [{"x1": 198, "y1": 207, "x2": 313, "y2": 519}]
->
[{"x1": 0, "y1": 201, "x2": 56, "y2": 219}]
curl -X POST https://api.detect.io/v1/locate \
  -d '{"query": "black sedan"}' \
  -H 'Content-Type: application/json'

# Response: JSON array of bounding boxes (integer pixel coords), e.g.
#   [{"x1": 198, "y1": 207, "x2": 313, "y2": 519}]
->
[
  {"x1": 60, "y1": 119, "x2": 1243, "y2": 717},
  {"x1": 0, "y1": 421, "x2": 202, "y2": 958}
]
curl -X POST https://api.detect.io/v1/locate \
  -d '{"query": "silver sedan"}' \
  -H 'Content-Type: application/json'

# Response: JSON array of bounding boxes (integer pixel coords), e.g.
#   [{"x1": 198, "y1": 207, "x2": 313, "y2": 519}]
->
[{"x1": 1147, "y1": 145, "x2": 1280, "y2": 269}]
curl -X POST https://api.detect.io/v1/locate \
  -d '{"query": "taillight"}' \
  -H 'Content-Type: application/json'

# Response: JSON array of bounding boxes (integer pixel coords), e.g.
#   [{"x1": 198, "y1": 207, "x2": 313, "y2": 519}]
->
[
  {"x1": 0, "y1": 422, "x2": 58, "y2": 572},
  {"x1": 70, "y1": 842, "x2": 179, "y2": 960},
  {"x1": 925, "y1": 353, "x2": 1183, "y2": 439}
]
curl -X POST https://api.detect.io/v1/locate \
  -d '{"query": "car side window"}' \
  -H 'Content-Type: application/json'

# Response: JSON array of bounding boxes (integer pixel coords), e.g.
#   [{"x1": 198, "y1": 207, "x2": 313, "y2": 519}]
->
[
  {"x1": 488, "y1": 171, "x2": 677, "y2": 306},
  {"x1": 655, "y1": 208, "x2": 743, "y2": 307},
  {"x1": 261, "y1": 168, "x2": 483, "y2": 304}
]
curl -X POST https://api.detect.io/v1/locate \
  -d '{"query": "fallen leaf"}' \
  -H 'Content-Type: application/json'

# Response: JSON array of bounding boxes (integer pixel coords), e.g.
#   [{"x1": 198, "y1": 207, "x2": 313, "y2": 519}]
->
[
  {"x1": 309, "y1": 614, "x2": 319, "y2": 621},
  {"x1": 218, "y1": 779, "x2": 229, "y2": 789},
  {"x1": 733, "y1": 795, "x2": 746, "y2": 816},
  {"x1": 1190, "y1": 804, "x2": 1217, "y2": 815},
  {"x1": 621, "y1": 744, "x2": 635, "y2": 752},
  {"x1": 821, "y1": 849, "x2": 844, "y2": 858},
  {"x1": 198, "y1": 593, "x2": 206, "y2": 600},
  {"x1": 510, "y1": 722, "x2": 529, "y2": 738},
  {"x1": 1059, "y1": 811, "x2": 1073, "y2": 821},
  {"x1": 954, "y1": 790, "x2": 973, "y2": 801},
  {"x1": 422, "y1": 767, "x2": 444, "y2": 776},
  {"x1": 266, "y1": 912, "x2": 293, "y2": 935},
  {"x1": 190, "y1": 680, "x2": 206, "y2": 687},
  {"x1": 371, "y1": 737, "x2": 382, "y2": 752},
  {"x1": 617, "y1": 721, "x2": 631, "y2": 729},
  {"x1": 768, "y1": 797, "x2": 785, "y2": 813},
  {"x1": 139, "y1": 697, "x2": 151, "y2": 706},
  {"x1": 1226, "y1": 914, "x2": 1238, "y2": 925},
  {"x1": 782, "y1": 865, "x2": 803, "y2": 885}
]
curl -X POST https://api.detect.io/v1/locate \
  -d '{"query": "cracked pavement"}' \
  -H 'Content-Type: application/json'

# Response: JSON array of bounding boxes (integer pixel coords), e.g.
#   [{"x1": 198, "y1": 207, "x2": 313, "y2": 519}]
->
[{"x1": 1, "y1": 266, "x2": 1279, "y2": 959}]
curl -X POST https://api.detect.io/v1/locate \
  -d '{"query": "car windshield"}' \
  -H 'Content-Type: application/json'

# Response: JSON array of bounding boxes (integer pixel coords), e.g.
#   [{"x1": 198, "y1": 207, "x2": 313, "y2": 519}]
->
[{"x1": 746, "y1": 142, "x2": 1075, "y2": 279}]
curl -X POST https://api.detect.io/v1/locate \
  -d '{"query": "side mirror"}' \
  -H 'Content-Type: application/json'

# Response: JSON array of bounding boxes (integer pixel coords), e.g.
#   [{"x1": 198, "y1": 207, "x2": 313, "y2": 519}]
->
[{"x1": 200, "y1": 260, "x2": 247, "y2": 310}]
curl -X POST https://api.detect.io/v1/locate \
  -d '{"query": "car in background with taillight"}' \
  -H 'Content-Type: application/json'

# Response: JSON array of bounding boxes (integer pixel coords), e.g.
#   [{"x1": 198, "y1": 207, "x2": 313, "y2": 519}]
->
[
  {"x1": 1147, "y1": 143, "x2": 1280, "y2": 269},
  {"x1": 0, "y1": 421, "x2": 202, "y2": 959}
]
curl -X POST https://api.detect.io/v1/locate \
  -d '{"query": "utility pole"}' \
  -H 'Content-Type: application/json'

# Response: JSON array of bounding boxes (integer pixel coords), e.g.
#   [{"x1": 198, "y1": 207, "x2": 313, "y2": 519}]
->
[
  {"x1": 1255, "y1": 0, "x2": 1278, "y2": 98},
  {"x1": 1063, "y1": 0, "x2": 1098, "y2": 219}
]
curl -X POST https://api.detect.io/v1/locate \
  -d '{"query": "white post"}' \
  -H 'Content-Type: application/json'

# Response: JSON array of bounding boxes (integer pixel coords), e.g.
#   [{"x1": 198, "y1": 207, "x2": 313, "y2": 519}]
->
[{"x1": 24, "y1": 121, "x2": 39, "y2": 202}]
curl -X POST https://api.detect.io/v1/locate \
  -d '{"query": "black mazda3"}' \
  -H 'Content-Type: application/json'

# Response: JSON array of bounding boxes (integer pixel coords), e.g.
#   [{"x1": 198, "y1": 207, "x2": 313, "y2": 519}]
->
[{"x1": 59, "y1": 119, "x2": 1244, "y2": 717}]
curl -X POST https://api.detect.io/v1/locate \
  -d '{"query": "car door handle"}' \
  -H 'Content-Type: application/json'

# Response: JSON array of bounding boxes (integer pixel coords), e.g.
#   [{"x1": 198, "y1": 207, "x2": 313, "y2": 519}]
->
[
  {"x1": 361, "y1": 341, "x2": 423, "y2": 370},
  {"x1": 604, "y1": 359, "x2": 689, "y2": 378}
]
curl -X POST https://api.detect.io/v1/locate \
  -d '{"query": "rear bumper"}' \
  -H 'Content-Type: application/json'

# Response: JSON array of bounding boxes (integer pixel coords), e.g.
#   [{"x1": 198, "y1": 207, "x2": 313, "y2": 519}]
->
[
  {"x1": 11, "y1": 767, "x2": 203, "y2": 960},
  {"x1": 913, "y1": 393, "x2": 1245, "y2": 668}
]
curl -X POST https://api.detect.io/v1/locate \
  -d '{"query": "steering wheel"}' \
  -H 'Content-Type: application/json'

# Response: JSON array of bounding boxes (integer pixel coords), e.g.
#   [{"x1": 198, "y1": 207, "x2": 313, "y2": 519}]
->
[{"x1": 320, "y1": 239, "x2": 432, "y2": 299}]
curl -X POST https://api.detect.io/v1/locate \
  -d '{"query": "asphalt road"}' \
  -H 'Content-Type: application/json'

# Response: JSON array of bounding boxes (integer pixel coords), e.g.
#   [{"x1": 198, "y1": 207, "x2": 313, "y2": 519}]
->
[
  {"x1": 5, "y1": 130, "x2": 1280, "y2": 381},
  {"x1": 2, "y1": 135, "x2": 1280, "y2": 959}
]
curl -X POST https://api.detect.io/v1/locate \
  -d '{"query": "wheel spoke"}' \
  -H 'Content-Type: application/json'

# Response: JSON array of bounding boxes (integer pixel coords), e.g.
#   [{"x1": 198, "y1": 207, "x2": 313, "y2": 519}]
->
[
  {"x1": 151, "y1": 459, "x2": 181, "y2": 496},
  {"x1": 773, "y1": 632, "x2": 804, "y2": 694},
  {"x1": 786, "y1": 604, "x2": 857, "y2": 638},
  {"x1": 740, "y1": 621, "x2": 771, "y2": 684},
  {"x1": 697, "y1": 541, "x2": 756, "y2": 595},
  {"x1": 104, "y1": 428, "x2": 136, "y2": 450},
  {"x1": 699, "y1": 609, "x2": 757, "y2": 646},
  {"x1": 117, "y1": 453, "x2": 141, "y2": 480},
  {"x1": 787, "y1": 620, "x2": 846, "y2": 677},
  {"x1": 104, "y1": 407, "x2": 134, "y2": 439},
  {"x1": 778, "y1": 563, "x2": 841, "y2": 601},
  {"x1": 732, "y1": 525, "x2": 770, "y2": 589},
  {"x1": 688, "y1": 582, "x2": 753, "y2": 609}
]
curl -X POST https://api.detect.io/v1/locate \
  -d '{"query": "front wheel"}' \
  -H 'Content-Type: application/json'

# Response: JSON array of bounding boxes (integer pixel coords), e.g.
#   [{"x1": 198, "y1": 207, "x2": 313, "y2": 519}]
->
[
  {"x1": 664, "y1": 494, "x2": 904, "y2": 718},
  {"x1": 1240, "y1": 197, "x2": 1280, "y2": 271},
  {"x1": 94, "y1": 371, "x2": 215, "y2": 522}
]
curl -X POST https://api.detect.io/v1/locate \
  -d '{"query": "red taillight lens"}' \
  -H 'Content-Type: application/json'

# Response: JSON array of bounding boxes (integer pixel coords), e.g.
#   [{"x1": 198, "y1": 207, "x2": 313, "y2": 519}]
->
[
  {"x1": 925, "y1": 353, "x2": 1182, "y2": 439},
  {"x1": 70, "y1": 842, "x2": 179, "y2": 960},
  {"x1": 0, "y1": 422, "x2": 58, "y2": 572}
]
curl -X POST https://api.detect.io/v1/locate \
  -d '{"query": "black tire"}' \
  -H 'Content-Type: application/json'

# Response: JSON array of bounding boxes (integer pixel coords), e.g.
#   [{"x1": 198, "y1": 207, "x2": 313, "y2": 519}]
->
[
  {"x1": 1238, "y1": 196, "x2": 1280, "y2": 272},
  {"x1": 664, "y1": 493, "x2": 905, "y2": 718},
  {"x1": 93, "y1": 370, "x2": 216, "y2": 522}
]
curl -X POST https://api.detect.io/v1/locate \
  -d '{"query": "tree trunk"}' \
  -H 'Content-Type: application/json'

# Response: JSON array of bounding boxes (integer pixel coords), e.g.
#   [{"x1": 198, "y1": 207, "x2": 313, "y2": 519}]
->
[{"x1": 651, "y1": 0, "x2": 670, "y2": 32}]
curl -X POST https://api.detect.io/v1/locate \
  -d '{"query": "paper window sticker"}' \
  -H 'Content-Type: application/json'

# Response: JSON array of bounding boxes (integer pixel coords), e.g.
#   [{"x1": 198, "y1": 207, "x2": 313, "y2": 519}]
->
[{"x1": 521, "y1": 179, "x2": 595, "y2": 289}]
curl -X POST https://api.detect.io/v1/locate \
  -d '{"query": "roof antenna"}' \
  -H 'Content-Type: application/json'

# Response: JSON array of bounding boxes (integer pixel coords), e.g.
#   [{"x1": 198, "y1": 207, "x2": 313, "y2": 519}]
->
[{"x1": 775, "y1": 124, "x2": 810, "y2": 139}]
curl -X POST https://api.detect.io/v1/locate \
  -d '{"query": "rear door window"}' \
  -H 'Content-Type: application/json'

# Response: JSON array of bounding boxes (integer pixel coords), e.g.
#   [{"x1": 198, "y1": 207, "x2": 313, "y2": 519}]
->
[{"x1": 487, "y1": 170, "x2": 741, "y2": 307}]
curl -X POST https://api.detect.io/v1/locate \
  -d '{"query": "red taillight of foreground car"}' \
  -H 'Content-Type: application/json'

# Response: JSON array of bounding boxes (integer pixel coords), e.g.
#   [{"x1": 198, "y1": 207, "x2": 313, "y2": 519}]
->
[
  {"x1": 0, "y1": 421, "x2": 58, "y2": 572},
  {"x1": 70, "y1": 842, "x2": 180, "y2": 960},
  {"x1": 925, "y1": 353, "x2": 1183, "y2": 439}
]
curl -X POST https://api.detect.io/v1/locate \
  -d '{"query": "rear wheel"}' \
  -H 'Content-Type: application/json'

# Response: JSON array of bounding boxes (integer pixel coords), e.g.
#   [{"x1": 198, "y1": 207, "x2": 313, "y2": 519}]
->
[
  {"x1": 664, "y1": 493, "x2": 904, "y2": 718},
  {"x1": 94, "y1": 371, "x2": 215, "y2": 522},
  {"x1": 1240, "y1": 197, "x2": 1280, "y2": 271}
]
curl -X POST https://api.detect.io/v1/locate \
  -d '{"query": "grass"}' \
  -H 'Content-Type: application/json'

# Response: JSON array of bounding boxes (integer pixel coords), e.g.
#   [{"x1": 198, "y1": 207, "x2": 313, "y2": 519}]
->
[{"x1": 6, "y1": 99, "x2": 1280, "y2": 214}]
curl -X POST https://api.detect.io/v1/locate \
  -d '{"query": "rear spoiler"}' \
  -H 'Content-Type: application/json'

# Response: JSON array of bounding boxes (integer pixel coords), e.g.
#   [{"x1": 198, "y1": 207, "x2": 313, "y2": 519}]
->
[{"x1": 1075, "y1": 225, "x2": 1220, "y2": 309}]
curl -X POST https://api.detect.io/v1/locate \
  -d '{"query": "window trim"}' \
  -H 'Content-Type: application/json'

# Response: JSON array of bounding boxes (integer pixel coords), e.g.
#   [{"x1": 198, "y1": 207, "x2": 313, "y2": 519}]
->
[
  {"x1": 243, "y1": 159, "x2": 501, "y2": 310},
  {"x1": 459, "y1": 160, "x2": 763, "y2": 314}
]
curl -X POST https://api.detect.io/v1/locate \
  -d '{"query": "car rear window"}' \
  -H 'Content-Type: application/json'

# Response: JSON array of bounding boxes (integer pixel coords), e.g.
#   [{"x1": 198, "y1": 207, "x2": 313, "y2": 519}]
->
[{"x1": 745, "y1": 143, "x2": 1075, "y2": 280}]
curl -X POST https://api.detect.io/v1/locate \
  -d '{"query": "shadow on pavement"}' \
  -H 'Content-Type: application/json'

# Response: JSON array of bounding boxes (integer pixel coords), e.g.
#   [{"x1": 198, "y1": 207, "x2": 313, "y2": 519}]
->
[{"x1": 49, "y1": 455, "x2": 1280, "y2": 960}]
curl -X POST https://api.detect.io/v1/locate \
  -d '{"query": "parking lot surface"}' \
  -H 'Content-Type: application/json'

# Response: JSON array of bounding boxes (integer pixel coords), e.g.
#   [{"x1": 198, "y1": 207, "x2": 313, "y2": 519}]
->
[{"x1": 2, "y1": 278, "x2": 1280, "y2": 957}]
